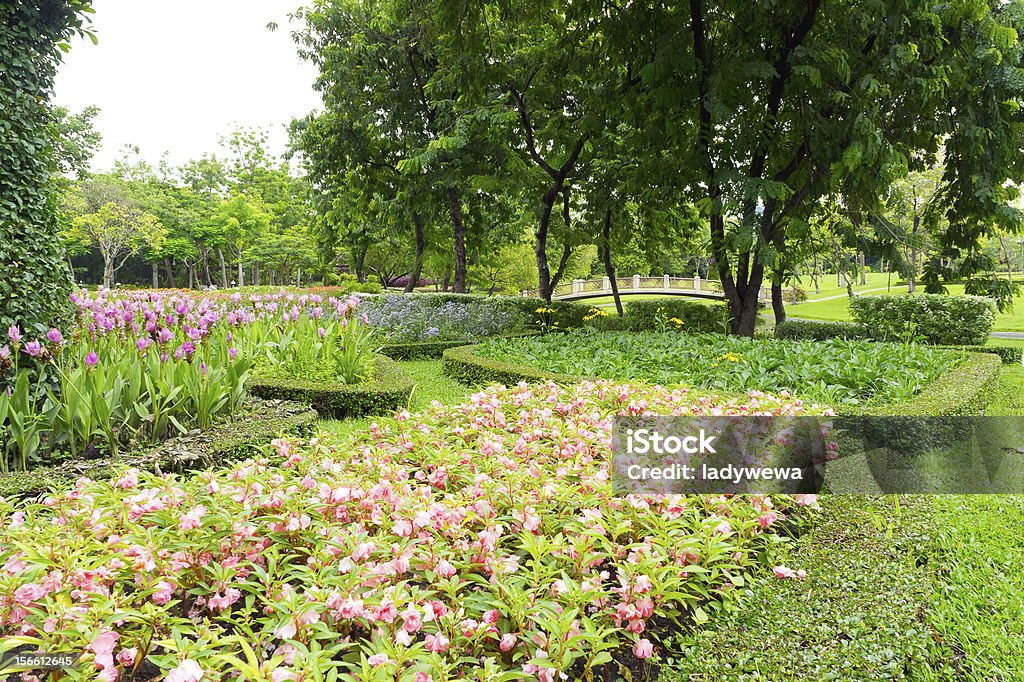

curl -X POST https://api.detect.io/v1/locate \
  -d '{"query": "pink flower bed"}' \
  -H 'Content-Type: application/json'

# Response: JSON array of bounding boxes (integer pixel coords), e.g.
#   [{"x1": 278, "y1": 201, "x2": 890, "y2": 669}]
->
[{"x1": 0, "y1": 381, "x2": 819, "y2": 680}]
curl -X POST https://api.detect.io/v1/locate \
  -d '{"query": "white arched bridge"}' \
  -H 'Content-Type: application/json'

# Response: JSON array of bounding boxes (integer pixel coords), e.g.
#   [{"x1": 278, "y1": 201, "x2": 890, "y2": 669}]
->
[{"x1": 522, "y1": 275, "x2": 797, "y2": 303}]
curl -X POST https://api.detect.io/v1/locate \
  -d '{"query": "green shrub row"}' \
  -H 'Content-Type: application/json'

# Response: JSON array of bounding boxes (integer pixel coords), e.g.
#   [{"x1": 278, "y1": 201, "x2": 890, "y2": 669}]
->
[
  {"x1": 379, "y1": 332, "x2": 541, "y2": 360},
  {"x1": 859, "y1": 351, "x2": 1001, "y2": 418},
  {"x1": 850, "y1": 294, "x2": 995, "y2": 345},
  {"x1": 775, "y1": 319, "x2": 869, "y2": 341},
  {"x1": 247, "y1": 354, "x2": 414, "y2": 419},
  {"x1": 776, "y1": 319, "x2": 1021, "y2": 364},
  {"x1": 442, "y1": 345, "x2": 587, "y2": 386},
  {"x1": 622, "y1": 299, "x2": 729, "y2": 333},
  {"x1": 0, "y1": 398, "x2": 317, "y2": 500}
]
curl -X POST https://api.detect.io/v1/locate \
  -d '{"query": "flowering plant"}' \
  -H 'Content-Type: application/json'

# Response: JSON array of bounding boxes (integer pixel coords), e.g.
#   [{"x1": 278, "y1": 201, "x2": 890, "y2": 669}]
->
[{"x1": 0, "y1": 380, "x2": 818, "y2": 680}]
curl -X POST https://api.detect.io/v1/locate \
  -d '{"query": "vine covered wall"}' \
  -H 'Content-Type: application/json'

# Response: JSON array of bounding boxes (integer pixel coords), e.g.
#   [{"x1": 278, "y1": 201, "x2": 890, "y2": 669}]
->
[{"x1": 0, "y1": 2, "x2": 93, "y2": 334}]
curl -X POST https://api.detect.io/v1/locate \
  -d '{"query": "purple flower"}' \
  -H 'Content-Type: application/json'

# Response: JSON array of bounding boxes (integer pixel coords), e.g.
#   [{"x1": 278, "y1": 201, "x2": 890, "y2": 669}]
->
[
  {"x1": 47, "y1": 328, "x2": 64, "y2": 345},
  {"x1": 84, "y1": 351, "x2": 99, "y2": 368},
  {"x1": 228, "y1": 347, "x2": 237, "y2": 361},
  {"x1": 156, "y1": 328, "x2": 174, "y2": 345},
  {"x1": 136, "y1": 337, "x2": 153, "y2": 352},
  {"x1": 7, "y1": 326, "x2": 21, "y2": 344},
  {"x1": 0, "y1": 345, "x2": 10, "y2": 361},
  {"x1": 23, "y1": 341, "x2": 42, "y2": 357},
  {"x1": 200, "y1": 362, "x2": 207, "y2": 376}
]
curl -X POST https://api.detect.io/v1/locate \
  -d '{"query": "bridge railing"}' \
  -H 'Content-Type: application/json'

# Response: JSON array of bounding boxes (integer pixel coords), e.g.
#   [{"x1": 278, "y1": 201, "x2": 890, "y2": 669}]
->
[{"x1": 521, "y1": 275, "x2": 793, "y2": 302}]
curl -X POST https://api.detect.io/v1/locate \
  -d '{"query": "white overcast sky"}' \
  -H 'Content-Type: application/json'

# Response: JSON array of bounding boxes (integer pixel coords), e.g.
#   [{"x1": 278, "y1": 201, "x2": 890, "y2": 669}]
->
[{"x1": 53, "y1": 0, "x2": 321, "y2": 172}]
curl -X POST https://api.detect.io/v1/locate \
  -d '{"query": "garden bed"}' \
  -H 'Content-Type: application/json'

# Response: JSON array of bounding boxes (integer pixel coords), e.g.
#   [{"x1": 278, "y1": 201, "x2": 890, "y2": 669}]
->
[
  {"x1": 0, "y1": 397, "x2": 316, "y2": 500},
  {"x1": 451, "y1": 331, "x2": 966, "y2": 408},
  {"x1": 247, "y1": 354, "x2": 414, "y2": 418}
]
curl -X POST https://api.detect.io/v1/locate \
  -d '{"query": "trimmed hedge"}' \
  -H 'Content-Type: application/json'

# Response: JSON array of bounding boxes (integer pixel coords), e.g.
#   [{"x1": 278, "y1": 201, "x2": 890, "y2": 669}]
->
[
  {"x1": 0, "y1": 398, "x2": 317, "y2": 500},
  {"x1": 248, "y1": 354, "x2": 414, "y2": 419},
  {"x1": 379, "y1": 332, "x2": 541, "y2": 361},
  {"x1": 623, "y1": 299, "x2": 729, "y2": 333},
  {"x1": 513, "y1": 296, "x2": 597, "y2": 330},
  {"x1": 778, "y1": 319, "x2": 1020, "y2": 364},
  {"x1": 850, "y1": 294, "x2": 995, "y2": 345},
  {"x1": 858, "y1": 351, "x2": 1001, "y2": 418},
  {"x1": 442, "y1": 344, "x2": 588, "y2": 386},
  {"x1": 775, "y1": 319, "x2": 869, "y2": 341}
]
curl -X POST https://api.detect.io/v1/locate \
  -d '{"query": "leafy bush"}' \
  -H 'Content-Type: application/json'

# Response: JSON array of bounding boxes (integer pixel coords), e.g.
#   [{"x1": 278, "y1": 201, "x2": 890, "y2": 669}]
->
[
  {"x1": 248, "y1": 355, "x2": 413, "y2": 418},
  {"x1": 323, "y1": 271, "x2": 383, "y2": 294},
  {"x1": 0, "y1": 380, "x2": 821, "y2": 679},
  {"x1": 775, "y1": 320, "x2": 869, "y2": 341},
  {"x1": 510, "y1": 297, "x2": 595, "y2": 330},
  {"x1": 470, "y1": 331, "x2": 964, "y2": 407},
  {"x1": 849, "y1": 294, "x2": 996, "y2": 345},
  {"x1": 623, "y1": 300, "x2": 729, "y2": 334}
]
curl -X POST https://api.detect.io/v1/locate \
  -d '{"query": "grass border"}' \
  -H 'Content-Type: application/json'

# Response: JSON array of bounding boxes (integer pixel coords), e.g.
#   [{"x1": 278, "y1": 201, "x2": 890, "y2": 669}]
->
[
  {"x1": 379, "y1": 331, "x2": 540, "y2": 361},
  {"x1": 0, "y1": 398, "x2": 317, "y2": 500},
  {"x1": 247, "y1": 354, "x2": 414, "y2": 419}
]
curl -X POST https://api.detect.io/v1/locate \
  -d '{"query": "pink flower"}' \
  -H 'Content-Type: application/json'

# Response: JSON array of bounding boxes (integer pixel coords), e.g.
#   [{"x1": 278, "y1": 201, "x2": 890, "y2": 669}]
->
[
  {"x1": 166, "y1": 659, "x2": 204, "y2": 682},
  {"x1": 632, "y1": 638, "x2": 654, "y2": 659},
  {"x1": 13, "y1": 583, "x2": 46, "y2": 606},
  {"x1": 84, "y1": 351, "x2": 99, "y2": 368},
  {"x1": 772, "y1": 565, "x2": 797, "y2": 579},
  {"x1": 482, "y1": 609, "x2": 500, "y2": 625},
  {"x1": 7, "y1": 325, "x2": 22, "y2": 344},
  {"x1": 23, "y1": 340, "x2": 42, "y2": 357},
  {"x1": 424, "y1": 633, "x2": 450, "y2": 653},
  {"x1": 152, "y1": 580, "x2": 175, "y2": 604},
  {"x1": 271, "y1": 670, "x2": 298, "y2": 682},
  {"x1": 435, "y1": 559, "x2": 456, "y2": 578},
  {"x1": 402, "y1": 607, "x2": 422, "y2": 633},
  {"x1": 117, "y1": 648, "x2": 137, "y2": 666},
  {"x1": 87, "y1": 630, "x2": 119, "y2": 671},
  {"x1": 499, "y1": 633, "x2": 517, "y2": 652},
  {"x1": 275, "y1": 620, "x2": 297, "y2": 640},
  {"x1": 413, "y1": 674, "x2": 433, "y2": 682},
  {"x1": 179, "y1": 505, "x2": 207, "y2": 530},
  {"x1": 47, "y1": 328, "x2": 64, "y2": 345},
  {"x1": 367, "y1": 653, "x2": 390, "y2": 666}
]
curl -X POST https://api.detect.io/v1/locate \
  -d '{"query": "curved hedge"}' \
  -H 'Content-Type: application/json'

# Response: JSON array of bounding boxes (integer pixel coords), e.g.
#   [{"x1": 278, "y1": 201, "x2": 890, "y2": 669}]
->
[
  {"x1": 379, "y1": 332, "x2": 540, "y2": 360},
  {"x1": 444, "y1": 341, "x2": 1001, "y2": 419},
  {"x1": 248, "y1": 354, "x2": 414, "y2": 418},
  {"x1": 0, "y1": 397, "x2": 316, "y2": 500},
  {"x1": 442, "y1": 344, "x2": 590, "y2": 386}
]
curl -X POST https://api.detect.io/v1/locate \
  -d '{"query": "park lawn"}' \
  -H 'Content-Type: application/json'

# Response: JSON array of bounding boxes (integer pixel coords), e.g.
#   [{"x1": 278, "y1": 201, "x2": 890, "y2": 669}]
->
[
  {"x1": 318, "y1": 358, "x2": 473, "y2": 437},
  {"x1": 794, "y1": 271, "x2": 908, "y2": 300},
  {"x1": 787, "y1": 286, "x2": 1024, "y2": 332}
]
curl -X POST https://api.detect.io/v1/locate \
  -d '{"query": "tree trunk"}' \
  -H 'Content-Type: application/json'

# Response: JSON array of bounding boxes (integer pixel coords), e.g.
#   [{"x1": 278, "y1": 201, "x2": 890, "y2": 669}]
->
[
  {"x1": 811, "y1": 253, "x2": 820, "y2": 294},
  {"x1": 237, "y1": 252, "x2": 245, "y2": 287},
  {"x1": 188, "y1": 264, "x2": 195, "y2": 289},
  {"x1": 405, "y1": 212, "x2": 425, "y2": 293},
  {"x1": 771, "y1": 281, "x2": 786, "y2": 325},
  {"x1": 548, "y1": 189, "x2": 574, "y2": 293},
  {"x1": 202, "y1": 250, "x2": 213, "y2": 287},
  {"x1": 448, "y1": 188, "x2": 467, "y2": 293},
  {"x1": 601, "y1": 207, "x2": 623, "y2": 316},
  {"x1": 163, "y1": 258, "x2": 175, "y2": 288},
  {"x1": 102, "y1": 258, "x2": 114, "y2": 289},
  {"x1": 217, "y1": 249, "x2": 228, "y2": 288},
  {"x1": 151, "y1": 262, "x2": 159, "y2": 289},
  {"x1": 534, "y1": 184, "x2": 560, "y2": 301},
  {"x1": 859, "y1": 252, "x2": 867, "y2": 285},
  {"x1": 353, "y1": 244, "x2": 367, "y2": 283}
]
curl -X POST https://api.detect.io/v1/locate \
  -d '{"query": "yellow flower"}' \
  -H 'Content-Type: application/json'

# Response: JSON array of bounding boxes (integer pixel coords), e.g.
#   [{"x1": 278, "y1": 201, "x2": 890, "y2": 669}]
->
[
  {"x1": 718, "y1": 352, "x2": 741, "y2": 362},
  {"x1": 670, "y1": 317, "x2": 683, "y2": 325}
]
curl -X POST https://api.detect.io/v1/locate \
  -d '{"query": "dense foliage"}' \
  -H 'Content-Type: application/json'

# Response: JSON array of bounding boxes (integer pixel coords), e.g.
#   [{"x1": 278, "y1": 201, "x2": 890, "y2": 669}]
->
[
  {"x1": 623, "y1": 301, "x2": 729, "y2": 334},
  {"x1": 850, "y1": 294, "x2": 996, "y2": 345},
  {"x1": 472, "y1": 331, "x2": 964, "y2": 407},
  {"x1": 0, "y1": 2, "x2": 94, "y2": 335},
  {"x1": 0, "y1": 380, "x2": 820, "y2": 680}
]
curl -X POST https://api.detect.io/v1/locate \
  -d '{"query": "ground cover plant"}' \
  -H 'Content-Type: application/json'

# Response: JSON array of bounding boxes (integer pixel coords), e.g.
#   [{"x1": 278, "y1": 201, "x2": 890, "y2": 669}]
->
[
  {"x1": 471, "y1": 331, "x2": 964, "y2": 407},
  {"x1": 0, "y1": 288, "x2": 374, "y2": 472},
  {"x1": 0, "y1": 380, "x2": 822, "y2": 680}
]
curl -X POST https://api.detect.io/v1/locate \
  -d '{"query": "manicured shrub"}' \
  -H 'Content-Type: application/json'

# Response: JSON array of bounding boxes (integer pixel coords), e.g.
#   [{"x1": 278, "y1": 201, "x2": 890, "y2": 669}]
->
[
  {"x1": 0, "y1": 380, "x2": 822, "y2": 679},
  {"x1": 510, "y1": 296, "x2": 595, "y2": 330},
  {"x1": 380, "y1": 332, "x2": 540, "y2": 360},
  {"x1": 248, "y1": 354, "x2": 413, "y2": 418},
  {"x1": 623, "y1": 300, "x2": 729, "y2": 333},
  {"x1": 442, "y1": 344, "x2": 586, "y2": 386},
  {"x1": 936, "y1": 344, "x2": 1022, "y2": 365},
  {"x1": 775, "y1": 320, "x2": 869, "y2": 341},
  {"x1": 849, "y1": 294, "x2": 996, "y2": 345}
]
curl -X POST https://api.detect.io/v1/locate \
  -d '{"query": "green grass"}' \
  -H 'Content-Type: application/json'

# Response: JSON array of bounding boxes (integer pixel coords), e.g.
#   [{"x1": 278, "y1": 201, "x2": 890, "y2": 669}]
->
[
  {"x1": 922, "y1": 496, "x2": 1024, "y2": 681},
  {"x1": 317, "y1": 359, "x2": 472, "y2": 437}
]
